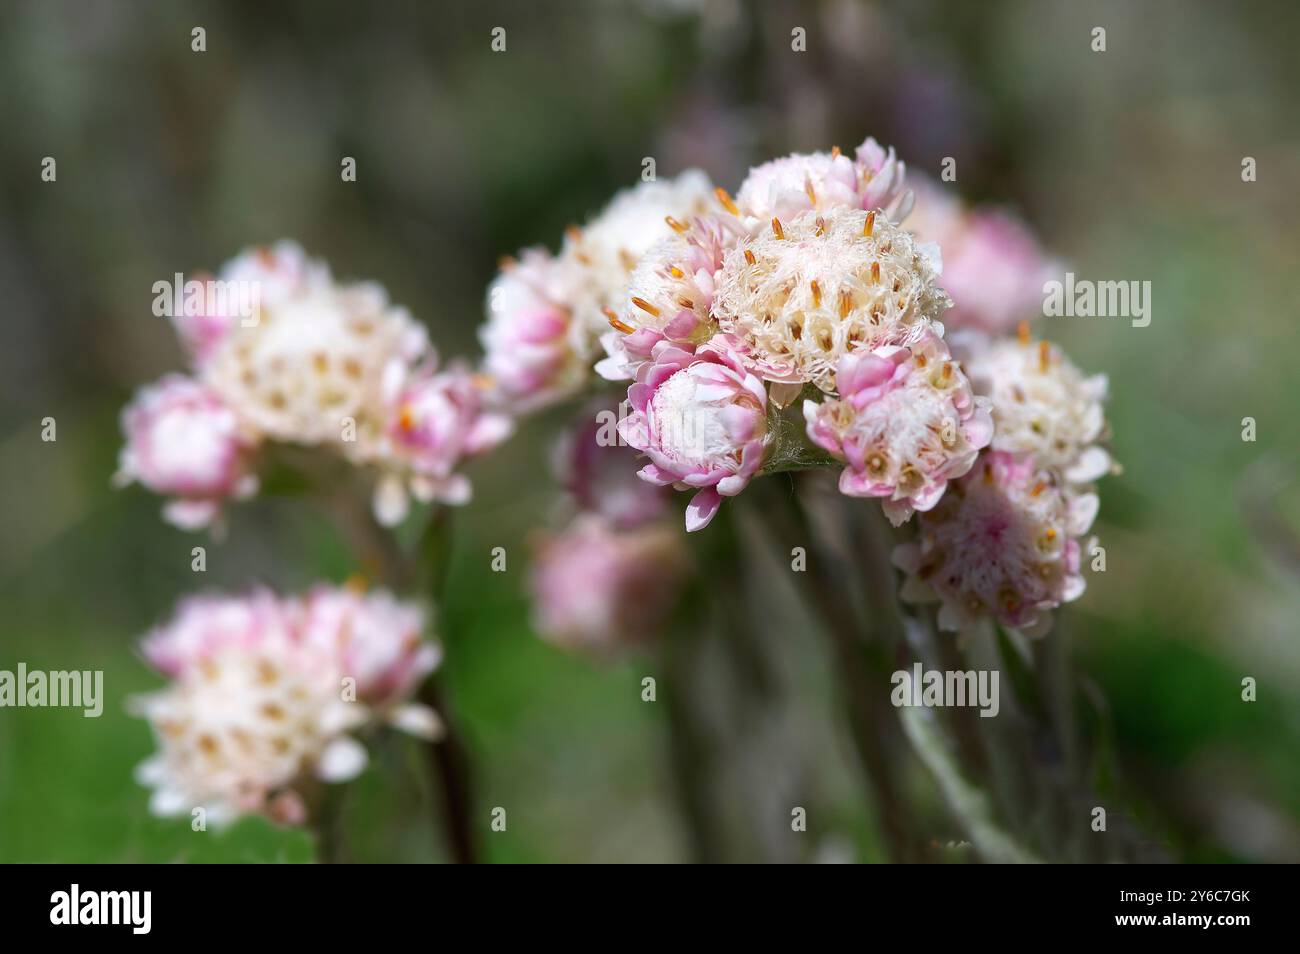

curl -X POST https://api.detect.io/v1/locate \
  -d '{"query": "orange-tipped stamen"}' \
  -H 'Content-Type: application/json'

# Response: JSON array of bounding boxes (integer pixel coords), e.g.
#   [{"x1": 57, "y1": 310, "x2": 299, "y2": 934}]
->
[
  {"x1": 804, "y1": 178, "x2": 817, "y2": 206},
  {"x1": 714, "y1": 186, "x2": 739, "y2": 216},
  {"x1": 871, "y1": 261, "x2": 881, "y2": 284},
  {"x1": 771, "y1": 217, "x2": 785, "y2": 240},
  {"x1": 830, "y1": 145, "x2": 842, "y2": 159},
  {"x1": 1031, "y1": 481, "x2": 1047, "y2": 497},
  {"x1": 668, "y1": 265, "x2": 685, "y2": 279},
  {"x1": 863, "y1": 210, "x2": 876, "y2": 238},
  {"x1": 565, "y1": 225, "x2": 582, "y2": 244},
  {"x1": 398, "y1": 405, "x2": 416, "y2": 432},
  {"x1": 744, "y1": 249, "x2": 756, "y2": 266},
  {"x1": 1038, "y1": 340, "x2": 1050, "y2": 371},
  {"x1": 631, "y1": 296, "x2": 661, "y2": 318},
  {"x1": 1017, "y1": 320, "x2": 1031, "y2": 346},
  {"x1": 665, "y1": 215, "x2": 688, "y2": 234},
  {"x1": 810, "y1": 280, "x2": 822, "y2": 307}
]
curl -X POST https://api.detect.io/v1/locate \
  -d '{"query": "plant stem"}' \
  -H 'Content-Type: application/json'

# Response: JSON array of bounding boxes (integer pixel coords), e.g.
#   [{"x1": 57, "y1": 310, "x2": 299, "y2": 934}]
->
[
  {"x1": 759, "y1": 475, "x2": 916, "y2": 862},
  {"x1": 321, "y1": 485, "x2": 478, "y2": 863}
]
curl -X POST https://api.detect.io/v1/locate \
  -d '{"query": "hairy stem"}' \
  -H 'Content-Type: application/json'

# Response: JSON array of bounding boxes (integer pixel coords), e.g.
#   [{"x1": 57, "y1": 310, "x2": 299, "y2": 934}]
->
[{"x1": 757, "y1": 476, "x2": 916, "y2": 861}]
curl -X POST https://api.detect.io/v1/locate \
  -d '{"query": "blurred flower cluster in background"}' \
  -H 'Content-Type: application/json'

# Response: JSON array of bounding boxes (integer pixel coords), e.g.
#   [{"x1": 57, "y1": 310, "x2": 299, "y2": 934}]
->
[{"x1": 1, "y1": 0, "x2": 1299, "y2": 862}]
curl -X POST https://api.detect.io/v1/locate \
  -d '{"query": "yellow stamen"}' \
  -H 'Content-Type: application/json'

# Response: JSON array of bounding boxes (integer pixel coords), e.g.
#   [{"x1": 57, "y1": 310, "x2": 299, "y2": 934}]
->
[
  {"x1": 604, "y1": 307, "x2": 634, "y2": 334},
  {"x1": 815, "y1": 216, "x2": 826, "y2": 236},
  {"x1": 1039, "y1": 340, "x2": 1051, "y2": 371},
  {"x1": 804, "y1": 178, "x2": 817, "y2": 206},
  {"x1": 838, "y1": 288, "x2": 853, "y2": 318},
  {"x1": 664, "y1": 215, "x2": 688, "y2": 234},
  {"x1": 668, "y1": 265, "x2": 685, "y2": 279},
  {"x1": 631, "y1": 296, "x2": 661, "y2": 318},
  {"x1": 714, "y1": 187, "x2": 739, "y2": 216},
  {"x1": 1017, "y1": 320, "x2": 1030, "y2": 346}
]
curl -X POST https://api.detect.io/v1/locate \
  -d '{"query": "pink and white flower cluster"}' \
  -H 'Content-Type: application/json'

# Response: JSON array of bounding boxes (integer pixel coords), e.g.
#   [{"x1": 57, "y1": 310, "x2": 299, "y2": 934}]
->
[
  {"x1": 117, "y1": 242, "x2": 512, "y2": 531},
  {"x1": 588, "y1": 137, "x2": 985, "y2": 530},
  {"x1": 478, "y1": 132, "x2": 1113, "y2": 650},
  {"x1": 133, "y1": 584, "x2": 441, "y2": 826}
]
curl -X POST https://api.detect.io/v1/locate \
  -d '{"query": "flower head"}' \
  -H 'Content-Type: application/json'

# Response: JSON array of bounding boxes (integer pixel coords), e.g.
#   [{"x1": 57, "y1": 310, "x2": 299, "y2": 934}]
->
[
  {"x1": 373, "y1": 363, "x2": 514, "y2": 524},
  {"x1": 563, "y1": 169, "x2": 715, "y2": 343},
  {"x1": 115, "y1": 375, "x2": 258, "y2": 531},
  {"x1": 202, "y1": 248, "x2": 429, "y2": 453},
  {"x1": 713, "y1": 207, "x2": 950, "y2": 391},
  {"x1": 805, "y1": 333, "x2": 992, "y2": 524},
  {"x1": 481, "y1": 248, "x2": 588, "y2": 410},
  {"x1": 300, "y1": 585, "x2": 441, "y2": 717},
  {"x1": 596, "y1": 215, "x2": 736, "y2": 381},
  {"x1": 959, "y1": 332, "x2": 1111, "y2": 484},
  {"x1": 735, "y1": 136, "x2": 910, "y2": 223},
  {"x1": 529, "y1": 514, "x2": 689, "y2": 653},
  {"x1": 893, "y1": 451, "x2": 1098, "y2": 636},
  {"x1": 620, "y1": 339, "x2": 770, "y2": 531},
  {"x1": 484, "y1": 172, "x2": 716, "y2": 409},
  {"x1": 133, "y1": 585, "x2": 441, "y2": 826},
  {"x1": 169, "y1": 242, "x2": 322, "y2": 368}
]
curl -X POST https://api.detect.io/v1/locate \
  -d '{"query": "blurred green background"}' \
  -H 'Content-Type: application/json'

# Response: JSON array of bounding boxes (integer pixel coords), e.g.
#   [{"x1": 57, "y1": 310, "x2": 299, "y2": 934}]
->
[{"x1": 1, "y1": 0, "x2": 1298, "y2": 862}]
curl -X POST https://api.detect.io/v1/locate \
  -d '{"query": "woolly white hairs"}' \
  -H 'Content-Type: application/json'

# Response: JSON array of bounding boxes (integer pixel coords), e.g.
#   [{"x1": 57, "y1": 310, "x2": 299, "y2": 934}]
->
[{"x1": 712, "y1": 206, "x2": 950, "y2": 392}]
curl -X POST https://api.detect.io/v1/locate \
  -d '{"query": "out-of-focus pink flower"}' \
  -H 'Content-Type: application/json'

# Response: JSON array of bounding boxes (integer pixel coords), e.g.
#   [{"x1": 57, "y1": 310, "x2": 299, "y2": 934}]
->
[
  {"x1": 804, "y1": 333, "x2": 992, "y2": 525},
  {"x1": 480, "y1": 249, "x2": 585, "y2": 410},
  {"x1": 300, "y1": 585, "x2": 441, "y2": 715},
  {"x1": 906, "y1": 175, "x2": 1059, "y2": 335},
  {"x1": 374, "y1": 363, "x2": 514, "y2": 525},
  {"x1": 133, "y1": 585, "x2": 442, "y2": 826},
  {"x1": 552, "y1": 397, "x2": 671, "y2": 529},
  {"x1": 169, "y1": 242, "x2": 320, "y2": 368},
  {"x1": 140, "y1": 587, "x2": 293, "y2": 677},
  {"x1": 619, "y1": 339, "x2": 770, "y2": 531},
  {"x1": 115, "y1": 375, "x2": 258, "y2": 531},
  {"x1": 529, "y1": 514, "x2": 689, "y2": 653},
  {"x1": 735, "y1": 136, "x2": 910, "y2": 223},
  {"x1": 892, "y1": 451, "x2": 1098, "y2": 637}
]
